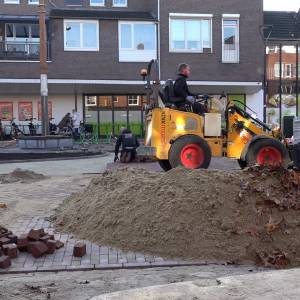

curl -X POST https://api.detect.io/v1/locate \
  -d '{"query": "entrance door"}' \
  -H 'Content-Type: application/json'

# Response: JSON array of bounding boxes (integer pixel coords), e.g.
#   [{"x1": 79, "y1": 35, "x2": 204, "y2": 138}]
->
[
  {"x1": 128, "y1": 95, "x2": 143, "y2": 137},
  {"x1": 99, "y1": 96, "x2": 113, "y2": 139}
]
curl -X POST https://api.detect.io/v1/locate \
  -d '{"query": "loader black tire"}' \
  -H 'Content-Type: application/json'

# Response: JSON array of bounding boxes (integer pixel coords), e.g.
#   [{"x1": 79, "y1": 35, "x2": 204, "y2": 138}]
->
[
  {"x1": 169, "y1": 135, "x2": 211, "y2": 169},
  {"x1": 246, "y1": 138, "x2": 290, "y2": 167},
  {"x1": 237, "y1": 159, "x2": 247, "y2": 169},
  {"x1": 158, "y1": 160, "x2": 172, "y2": 172}
]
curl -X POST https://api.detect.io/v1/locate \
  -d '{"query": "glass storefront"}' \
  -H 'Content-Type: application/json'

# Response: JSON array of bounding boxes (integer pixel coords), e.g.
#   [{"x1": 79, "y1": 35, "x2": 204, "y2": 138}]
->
[
  {"x1": 266, "y1": 44, "x2": 300, "y2": 128},
  {"x1": 84, "y1": 94, "x2": 146, "y2": 138}
]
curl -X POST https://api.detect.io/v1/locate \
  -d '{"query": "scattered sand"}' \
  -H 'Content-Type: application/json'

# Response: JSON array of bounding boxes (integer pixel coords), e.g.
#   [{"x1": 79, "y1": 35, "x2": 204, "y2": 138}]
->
[
  {"x1": 54, "y1": 166, "x2": 300, "y2": 268},
  {"x1": 0, "y1": 168, "x2": 46, "y2": 184}
]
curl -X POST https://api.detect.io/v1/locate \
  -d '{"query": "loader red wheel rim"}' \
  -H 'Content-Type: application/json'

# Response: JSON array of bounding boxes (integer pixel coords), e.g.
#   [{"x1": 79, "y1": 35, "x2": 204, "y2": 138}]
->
[
  {"x1": 180, "y1": 144, "x2": 204, "y2": 169},
  {"x1": 256, "y1": 146, "x2": 282, "y2": 166}
]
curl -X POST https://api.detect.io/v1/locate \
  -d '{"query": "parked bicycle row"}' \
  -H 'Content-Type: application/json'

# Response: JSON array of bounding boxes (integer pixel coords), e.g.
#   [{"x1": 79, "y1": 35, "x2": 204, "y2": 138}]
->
[{"x1": 0, "y1": 111, "x2": 85, "y2": 141}]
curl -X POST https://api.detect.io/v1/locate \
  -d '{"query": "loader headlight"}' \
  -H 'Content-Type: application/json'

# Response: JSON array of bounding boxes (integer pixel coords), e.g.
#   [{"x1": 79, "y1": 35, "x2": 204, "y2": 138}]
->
[{"x1": 176, "y1": 117, "x2": 185, "y2": 131}]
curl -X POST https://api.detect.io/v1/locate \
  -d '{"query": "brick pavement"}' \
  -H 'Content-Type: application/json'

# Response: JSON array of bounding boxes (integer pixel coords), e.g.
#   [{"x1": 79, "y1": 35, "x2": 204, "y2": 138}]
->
[{"x1": 0, "y1": 216, "x2": 206, "y2": 274}]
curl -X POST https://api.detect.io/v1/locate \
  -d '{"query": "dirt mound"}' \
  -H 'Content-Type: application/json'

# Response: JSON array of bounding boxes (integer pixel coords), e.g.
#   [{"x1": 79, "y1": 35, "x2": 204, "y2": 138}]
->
[
  {"x1": 0, "y1": 169, "x2": 46, "y2": 184},
  {"x1": 54, "y1": 166, "x2": 300, "y2": 268}
]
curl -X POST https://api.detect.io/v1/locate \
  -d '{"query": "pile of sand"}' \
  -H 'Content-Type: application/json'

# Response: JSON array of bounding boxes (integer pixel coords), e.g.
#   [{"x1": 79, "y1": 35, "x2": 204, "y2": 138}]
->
[
  {"x1": 54, "y1": 166, "x2": 300, "y2": 268},
  {"x1": 0, "y1": 168, "x2": 46, "y2": 184}
]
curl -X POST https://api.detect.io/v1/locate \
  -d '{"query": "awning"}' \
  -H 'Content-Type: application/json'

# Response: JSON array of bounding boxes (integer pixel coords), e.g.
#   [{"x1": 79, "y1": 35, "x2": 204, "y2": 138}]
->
[
  {"x1": 50, "y1": 9, "x2": 157, "y2": 21},
  {"x1": 0, "y1": 79, "x2": 263, "y2": 95},
  {"x1": 0, "y1": 15, "x2": 49, "y2": 22}
]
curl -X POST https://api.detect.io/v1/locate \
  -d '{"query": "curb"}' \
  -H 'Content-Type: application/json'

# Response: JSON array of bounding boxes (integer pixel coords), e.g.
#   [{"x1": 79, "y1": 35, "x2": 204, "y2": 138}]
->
[
  {"x1": 0, "y1": 152, "x2": 110, "y2": 164},
  {"x1": 0, "y1": 261, "x2": 212, "y2": 275}
]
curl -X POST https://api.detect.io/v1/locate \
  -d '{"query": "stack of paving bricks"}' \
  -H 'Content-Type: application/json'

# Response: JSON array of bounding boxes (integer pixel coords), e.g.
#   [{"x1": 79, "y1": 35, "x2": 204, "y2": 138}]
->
[{"x1": 0, "y1": 226, "x2": 65, "y2": 269}]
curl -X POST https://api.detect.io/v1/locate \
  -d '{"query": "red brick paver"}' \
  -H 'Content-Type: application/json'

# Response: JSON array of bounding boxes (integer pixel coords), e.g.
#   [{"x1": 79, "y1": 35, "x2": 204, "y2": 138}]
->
[{"x1": 0, "y1": 216, "x2": 204, "y2": 274}]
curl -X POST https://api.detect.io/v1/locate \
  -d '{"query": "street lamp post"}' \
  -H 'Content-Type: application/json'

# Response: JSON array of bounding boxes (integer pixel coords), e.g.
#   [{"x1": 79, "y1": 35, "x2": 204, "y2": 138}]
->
[{"x1": 39, "y1": 0, "x2": 49, "y2": 136}]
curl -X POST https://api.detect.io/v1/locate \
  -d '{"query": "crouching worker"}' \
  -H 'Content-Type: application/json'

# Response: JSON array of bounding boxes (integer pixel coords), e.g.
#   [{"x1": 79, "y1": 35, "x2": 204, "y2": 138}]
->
[{"x1": 114, "y1": 127, "x2": 140, "y2": 163}]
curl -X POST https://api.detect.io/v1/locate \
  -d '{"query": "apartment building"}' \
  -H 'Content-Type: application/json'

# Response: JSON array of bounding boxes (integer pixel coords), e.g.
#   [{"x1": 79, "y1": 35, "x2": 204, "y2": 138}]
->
[
  {"x1": 264, "y1": 10, "x2": 300, "y2": 127},
  {"x1": 0, "y1": 0, "x2": 264, "y2": 136}
]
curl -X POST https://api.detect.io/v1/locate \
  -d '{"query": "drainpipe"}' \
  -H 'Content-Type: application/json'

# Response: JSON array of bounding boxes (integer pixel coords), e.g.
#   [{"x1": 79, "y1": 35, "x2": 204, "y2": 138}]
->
[
  {"x1": 279, "y1": 44, "x2": 282, "y2": 129},
  {"x1": 296, "y1": 44, "x2": 299, "y2": 117},
  {"x1": 263, "y1": 44, "x2": 267, "y2": 123}
]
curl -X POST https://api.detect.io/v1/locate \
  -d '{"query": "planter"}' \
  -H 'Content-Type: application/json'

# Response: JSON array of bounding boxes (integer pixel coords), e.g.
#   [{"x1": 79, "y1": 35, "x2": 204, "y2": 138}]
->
[{"x1": 17, "y1": 135, "x2": 74, "y2": 150}]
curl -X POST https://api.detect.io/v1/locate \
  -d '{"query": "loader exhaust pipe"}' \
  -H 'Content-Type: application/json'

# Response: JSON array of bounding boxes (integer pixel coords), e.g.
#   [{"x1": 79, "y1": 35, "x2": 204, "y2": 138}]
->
[{"x1": 140, "y1": 59, "x2": 160, "y2": 108}]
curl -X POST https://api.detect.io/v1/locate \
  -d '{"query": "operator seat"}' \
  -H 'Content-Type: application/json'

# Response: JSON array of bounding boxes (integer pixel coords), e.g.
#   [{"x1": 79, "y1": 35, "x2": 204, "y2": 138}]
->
[{"x1": 159, "y1": 79, "x2": 183, "y2": 109}]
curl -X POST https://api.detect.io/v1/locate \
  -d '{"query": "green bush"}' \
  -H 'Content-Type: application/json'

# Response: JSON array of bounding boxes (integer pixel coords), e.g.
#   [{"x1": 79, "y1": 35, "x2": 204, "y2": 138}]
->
[{"x1": 86, "y1": 122, "x2": 143, "y2": 137}]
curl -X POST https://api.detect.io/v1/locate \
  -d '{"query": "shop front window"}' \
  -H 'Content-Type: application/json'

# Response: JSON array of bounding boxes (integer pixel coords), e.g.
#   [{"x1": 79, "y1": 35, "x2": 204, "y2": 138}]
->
[
  {"x1": 84, "y1": 95, "x2": 145, "y2": 138},
  {"x1": 266, "y1": 45, "x2": 299, "y2": 128}
]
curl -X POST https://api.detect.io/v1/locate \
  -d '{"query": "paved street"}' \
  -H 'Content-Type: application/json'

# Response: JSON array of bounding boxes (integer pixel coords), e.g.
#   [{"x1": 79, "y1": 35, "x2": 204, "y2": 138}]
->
[{"x1": 0, "y1": 154, "x2": 113, "y2": 176}]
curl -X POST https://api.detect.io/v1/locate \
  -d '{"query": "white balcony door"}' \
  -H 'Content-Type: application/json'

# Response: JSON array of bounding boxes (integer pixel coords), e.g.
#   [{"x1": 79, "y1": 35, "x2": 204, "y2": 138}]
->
[{"x1": 222, "y1": 19, "x2": 239, "y2": 63}]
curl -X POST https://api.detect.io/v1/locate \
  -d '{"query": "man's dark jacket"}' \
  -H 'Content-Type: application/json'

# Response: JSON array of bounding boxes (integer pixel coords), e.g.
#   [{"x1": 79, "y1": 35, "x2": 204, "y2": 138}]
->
[
  {"x1": 115, "y1": 130, "x2": 140, "y2": 156},
  {"x1": 173, "y1": 74, "x2": 195, "y2": 101}
]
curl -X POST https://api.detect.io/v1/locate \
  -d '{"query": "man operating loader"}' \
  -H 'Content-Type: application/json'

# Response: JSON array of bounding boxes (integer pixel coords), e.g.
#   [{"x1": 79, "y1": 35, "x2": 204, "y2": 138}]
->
[{"x1": 174, "y1": 63, "x2": 207, "y2": 115}]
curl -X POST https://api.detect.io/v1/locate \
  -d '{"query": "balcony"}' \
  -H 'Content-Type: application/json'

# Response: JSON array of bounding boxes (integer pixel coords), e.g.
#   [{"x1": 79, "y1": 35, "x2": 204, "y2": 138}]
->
[
  {"x1": 222, "y1": 43, "x2": 240, "y2": 63},
  {"x1": 0, "y1": 40, "x2": 50, "y2": 61}
]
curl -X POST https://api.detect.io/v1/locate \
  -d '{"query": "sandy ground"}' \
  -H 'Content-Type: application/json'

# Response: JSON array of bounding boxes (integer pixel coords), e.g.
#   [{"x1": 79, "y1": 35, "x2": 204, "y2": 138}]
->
[
  {"x1": 0, "y1": 156, "x2": 238, "y2": 228},
  {"x1": 0, "y1": 157, "x2": 261, "y2": 300},
  {"x1": 0, "y1": 265, "x2": 259, "y2": 300},
  {"x1": 0, "y1": 155, "x2": 113, "y2": 225},
  {"x1": 0, "y1": 175, "x2": 92, "y2": 227}
]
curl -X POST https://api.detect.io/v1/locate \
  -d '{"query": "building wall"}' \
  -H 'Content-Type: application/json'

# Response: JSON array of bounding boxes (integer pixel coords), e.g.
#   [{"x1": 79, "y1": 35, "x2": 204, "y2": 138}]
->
[
  {"x1": 0, "y1": 0, "x2": 157, "y2": 15},
  {"x1": 0, "y1": 0, "x2": 157, "y2": 81},
  {"x1": 267, "y1": 51, "x2": 298, "y2": 80},
  {"x1": 48, "y1": 19, "x2": 148, "y2": 80},
  {"x1": 0, "y1": 19, "x2": 156, "y2": 80},
  {"x1": 0, "y1": 94, "x2": 80, "y2": 125},
  {"x1": 0, "y1": 0, "x2": 265, "y2": 84},
  {"x1": 159, "y1": 0, "x2": 264, "y2": 83}
]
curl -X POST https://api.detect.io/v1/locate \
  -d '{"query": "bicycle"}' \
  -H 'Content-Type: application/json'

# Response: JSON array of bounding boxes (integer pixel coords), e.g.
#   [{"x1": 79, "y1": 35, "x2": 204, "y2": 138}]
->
[
  {"x1": 49, "y1": 118, "x2": 59, "y2": 135},
  {"x1": 25, "y1": 118, "x2": 38, "y2": 136},
  {"x1": 10, "y1": 118, "x2": 23, "y2": 139},
  {"x1": 79, "y1": 123, "x2": 99, "y2": 145}
]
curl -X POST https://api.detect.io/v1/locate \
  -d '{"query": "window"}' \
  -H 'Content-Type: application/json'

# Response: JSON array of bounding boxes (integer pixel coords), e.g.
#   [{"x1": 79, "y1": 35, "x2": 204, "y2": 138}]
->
[
  {"x1": 119, "y1": 22, "x2": 157, "y2": 62},
  {"x1": 128, "y1": 96, "x2": 140, "y2": 106},
  {"x1": 274, "y1": 63, "x2": 295, "y2": 78},
  {"x1": 65, "y1": 0, "x2": 83, "y2": 5},
  {"x1": 5, "y1": 23, "x2": 40, "y2": 55},
  {"x1": 64, "y1": 20, "x2": 99, "y2": 51},
  {"x1": 169, "y1": 16, "x2": 212, "y2": 52},
  {"x1": 90, "y1": 0, "x2": 104, "y2": 7},
  {"x1": 4, "y1": 0, "x2": 19, "y2": 3},
  {"x1": 274, "y1": 63, "x2": 280, "y2": 78},
  {"x1": 113, "y1": 0, "x2": 127, "y2": 7},
  {"x1": 285, "y1": 64, "x2": 292, "y2": 78},
  {"x1": 28, "y1": 0, "x2": 39, "y2": 4},
  {"x1": 222, "y1": 16, "x2": 239, "y2": 63}
]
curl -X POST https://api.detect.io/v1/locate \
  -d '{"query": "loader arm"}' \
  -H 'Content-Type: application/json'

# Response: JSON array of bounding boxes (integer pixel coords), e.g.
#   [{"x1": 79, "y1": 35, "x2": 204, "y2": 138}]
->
[{"x1": 226, "y1": 101, "x2": 272, "y2": 159}]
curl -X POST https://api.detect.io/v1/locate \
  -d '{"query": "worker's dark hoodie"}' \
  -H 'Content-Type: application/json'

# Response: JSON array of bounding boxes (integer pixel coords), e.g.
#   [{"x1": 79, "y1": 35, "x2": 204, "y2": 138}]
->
[{"x1": 115, "y1": 129, "x2": 140, "y2": 156}]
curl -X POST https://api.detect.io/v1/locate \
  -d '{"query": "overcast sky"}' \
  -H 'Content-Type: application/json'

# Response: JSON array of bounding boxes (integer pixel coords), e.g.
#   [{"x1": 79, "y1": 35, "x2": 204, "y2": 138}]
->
[{"x1": 264, "y1": 0, "x2": 300, "y2": 11}]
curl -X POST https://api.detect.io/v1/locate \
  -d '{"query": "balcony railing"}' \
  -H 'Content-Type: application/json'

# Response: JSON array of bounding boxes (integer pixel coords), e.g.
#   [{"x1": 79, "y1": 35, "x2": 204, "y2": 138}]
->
[
  {"x1": 222, "y1": 43, "x2": 239, "y2": 63},
  {"x1": 0, "y1": 41, "x2": 50, "y2": 61}
]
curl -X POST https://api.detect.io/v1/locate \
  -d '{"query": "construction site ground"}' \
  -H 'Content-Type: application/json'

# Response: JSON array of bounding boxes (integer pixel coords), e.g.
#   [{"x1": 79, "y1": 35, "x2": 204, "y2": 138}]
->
[{"x1": 0, "y1": 154, "x2": 296, "y2": 299}]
